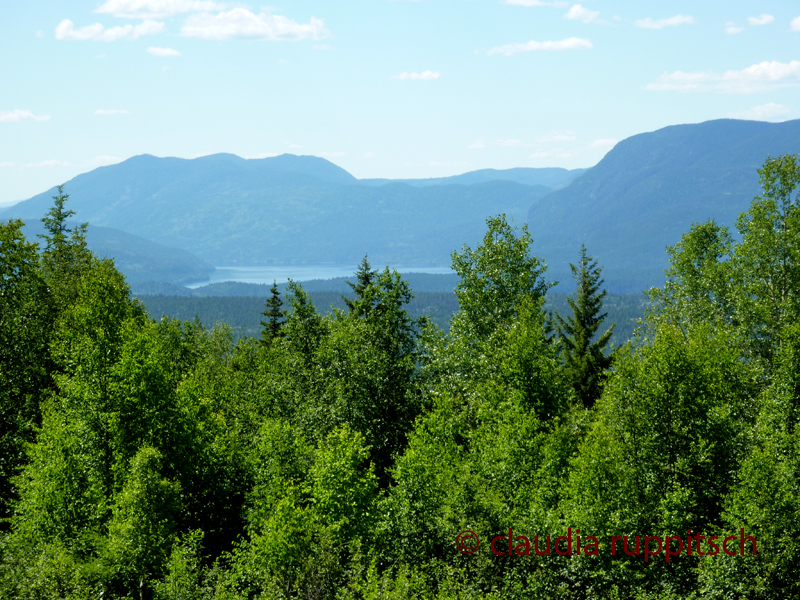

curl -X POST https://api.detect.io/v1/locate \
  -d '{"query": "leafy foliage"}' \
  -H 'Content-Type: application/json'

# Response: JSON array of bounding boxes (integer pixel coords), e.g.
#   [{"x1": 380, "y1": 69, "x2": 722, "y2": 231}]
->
[
  {"x1": 3, "y1": 158, "x2": 800, "y2": 598},
  {"x1": 451, "y1": 214, "x2": 552, "y2": 341}
]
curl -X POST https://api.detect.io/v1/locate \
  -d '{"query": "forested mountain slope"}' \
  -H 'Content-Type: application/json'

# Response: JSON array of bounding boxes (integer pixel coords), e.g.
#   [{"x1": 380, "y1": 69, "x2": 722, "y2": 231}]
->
[
  {"x1": 359, "y1": 166, "x2": 585, "y2": 189},
  {"x1": 6, "y1": 119, "x2": 799, "y2": 292},
  {"x1": 19, "y1": 220, "x2": 213, "y2": 286},
  {"x1": 3, "y1": 154, "x2": 553, "y2": 267},
  {"x1": 529, "y1": 118, "x2": 800, "y2": 290}
]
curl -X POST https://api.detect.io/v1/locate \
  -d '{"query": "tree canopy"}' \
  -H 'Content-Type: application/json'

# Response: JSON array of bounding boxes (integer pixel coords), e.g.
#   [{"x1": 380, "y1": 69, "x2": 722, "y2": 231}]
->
[{"x1": 2, "y1": 158, "x2": 799, "y2": 599}]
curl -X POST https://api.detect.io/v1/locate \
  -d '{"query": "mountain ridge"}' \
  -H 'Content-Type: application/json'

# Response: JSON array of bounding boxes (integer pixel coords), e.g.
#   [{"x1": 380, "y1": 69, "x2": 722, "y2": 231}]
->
[
  {"x1": 2, "y1": 158, "x2": 556, "y2": 267},
  {"x1": 5, "y1": 118, "x2": 800, "y2": 293},
  {"x1": 358, "y1": 166, "x2": 585, "y2": 189},
  {"x1": 527, "y1": 118, "x2": 800, "y2": 289}
]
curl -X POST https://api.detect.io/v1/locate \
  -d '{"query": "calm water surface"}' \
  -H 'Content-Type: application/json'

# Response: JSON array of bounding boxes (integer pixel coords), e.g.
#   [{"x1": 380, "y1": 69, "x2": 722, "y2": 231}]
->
[{"x1": 186, "y1": 265, "x2": 454, "y2": 289}]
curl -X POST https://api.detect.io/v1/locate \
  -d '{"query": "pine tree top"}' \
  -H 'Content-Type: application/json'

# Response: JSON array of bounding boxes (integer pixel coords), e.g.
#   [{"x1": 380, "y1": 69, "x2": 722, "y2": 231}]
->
[
  {"x1": 260, "y1": 279, "x2": 286, "y2": 345},
  {"x1": 555, "y1": 244, "x2": 615, "y2": 408}
]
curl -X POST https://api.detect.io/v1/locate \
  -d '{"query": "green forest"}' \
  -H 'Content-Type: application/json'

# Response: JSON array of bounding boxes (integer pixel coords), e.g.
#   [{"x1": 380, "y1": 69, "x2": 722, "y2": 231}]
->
[{"x1": 1, "y1": 155, "x2": 799, "y2": 599}]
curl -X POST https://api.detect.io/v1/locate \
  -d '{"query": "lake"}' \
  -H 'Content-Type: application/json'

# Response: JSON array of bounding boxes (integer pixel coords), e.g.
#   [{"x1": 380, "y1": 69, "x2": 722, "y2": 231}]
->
[{"x1": 186, "y1": 265, "x2": 455, "y2": 289}]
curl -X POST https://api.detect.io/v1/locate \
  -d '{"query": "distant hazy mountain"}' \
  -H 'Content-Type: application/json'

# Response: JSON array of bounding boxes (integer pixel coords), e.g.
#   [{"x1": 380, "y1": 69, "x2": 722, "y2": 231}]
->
[
  {"x1": 19, "y1": 220, "x2": 213, "y2": 286},
  {"x1": 5, "y1": 153, "x2": 357, "y2": 225},
  {"x1": 6, "y1": 119, "x2": 798, "y2": 294},
  {"x1": 528, "y1": 119, "x2": 800, "y2": 291},
  {"x1": 3, "y1": 155, "x2": 553, "y2": 267},
  {"x1": 359, "y1": 167, "x2": 585, "y2": 190}
]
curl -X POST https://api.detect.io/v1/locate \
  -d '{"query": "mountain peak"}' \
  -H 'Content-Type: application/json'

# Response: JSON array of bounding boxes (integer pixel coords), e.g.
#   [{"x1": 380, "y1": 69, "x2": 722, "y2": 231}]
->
[{"x1": 194, "y1": 153, "x2": 246, "y2": 162}]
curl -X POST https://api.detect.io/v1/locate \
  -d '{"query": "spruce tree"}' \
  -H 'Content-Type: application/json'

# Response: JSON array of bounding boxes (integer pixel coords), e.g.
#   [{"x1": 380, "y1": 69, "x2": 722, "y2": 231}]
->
[
  {"x1": 343, "y1": 255, "x2": 378, "y2": 316},
  {"x1": 260, "y1": 280, "x2": 286, "y2": 345},
  {"x1": 37, "y1": 185, "x2": 93, "y2": 312},
  {"x1": 39, "y1": 186, "x2": 85, "y2": 251},
  {"x1": 555, "y1": 244, "x2": 615, "y2": 408}
]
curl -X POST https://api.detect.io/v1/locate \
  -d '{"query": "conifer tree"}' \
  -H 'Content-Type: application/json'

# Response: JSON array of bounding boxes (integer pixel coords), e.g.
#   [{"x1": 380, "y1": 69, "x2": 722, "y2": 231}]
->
[
  {"x1": 555, "y1": 244, "x2": 615, "y2": 408},
  {"x1": 343, "y1": 255, "x2": 377, "y2": 316},
  {"x1": 37, "y1": 185, "x2": 93, "y2": 312},
  {"x1": 260, "y1": 280, "x2": 286, "y2": 345}
]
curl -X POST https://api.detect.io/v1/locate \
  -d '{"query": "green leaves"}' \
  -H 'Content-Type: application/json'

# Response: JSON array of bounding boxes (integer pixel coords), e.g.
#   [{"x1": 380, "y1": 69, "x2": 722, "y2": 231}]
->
[
  {"x1": 648, "y1": 220, "x2": 736, "y2": 329},
  {"x1": 698, "y1": 322, "x2": 800, "y2": 598},
  {"x1": 733, "y1": 154, "x2": 800, "y2": 359},
  {"x1": 451, "y1": 214, "x2": 552, "y2": 341},
  {"x1": 649, "y1": 154, "x2": 800, "y2": 363},
  {"x1": 0, "y1": 219, "x2": 49, "y2": 521},
  {"x1": 311, "y1": 425, "x2": 378, "y2": 541},
  {"x1": 562, "y1": 322, "x2": 759, "y2": 594},
  {"x1": 8, "y1": 160, "x2": 800, "y2": 598},
  {"x1": 283, "y1": 279, "x2": 327, "y2": 361},
  {"x1": 107, "y1": 447, "x2": 181, "y2": 589}
]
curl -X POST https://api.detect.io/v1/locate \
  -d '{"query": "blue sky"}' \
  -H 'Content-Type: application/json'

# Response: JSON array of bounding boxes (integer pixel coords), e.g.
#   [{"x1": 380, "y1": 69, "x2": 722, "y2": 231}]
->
[{"x1": 2, "y1": 1, "x2": 799, "y2": 205}]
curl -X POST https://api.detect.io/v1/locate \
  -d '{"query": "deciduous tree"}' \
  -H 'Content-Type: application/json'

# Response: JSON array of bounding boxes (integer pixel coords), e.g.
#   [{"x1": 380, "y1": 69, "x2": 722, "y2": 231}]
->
[{"x1": 451, "y1": 214, "x2": 553, "y2": 340}]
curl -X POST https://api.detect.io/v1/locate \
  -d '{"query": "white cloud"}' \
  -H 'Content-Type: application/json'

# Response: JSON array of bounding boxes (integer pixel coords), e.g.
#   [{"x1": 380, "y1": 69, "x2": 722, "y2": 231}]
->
[
  {"x1": 748, "y1": 14, "x2": 774, "y2": 26},
  {"x1": 181, "y1": 8, "x2": 329, "y2": 41},
  {"x1": 792, "y1": 16, "x2": 800, "y2": 32},
  {"x1": 147, "y1": 46, "x2": 181, "y2": 56},
  {"x1": 467, "y1": 141, "x2": 486, "y2": 149},
  {"x1": 321, "y1": 151, "x2": 347, "y2": 158},
  {"x1": 86, "y1": 155, "x2": 125, "y2": 166},
  {"x1": 0, "y1": 109, "x2": 51, "y2": 122},
  {"x1": 635, "y1": 15, "x2": 694, "y2": 30},
  {"x1": 287, "y1": 143, "x2": 303, "y2": 149},
  {"x1": 36, "y1": 30, "x2": 45, "y2": 38},
  {"x1": 392, "y1": 70, "x2": 441, "y2": 80},
  {"x1": 728, "y1": 103, "x2": 790, "y2": 121},
  {"x1": 0, "y1": 162, "x2": 15, "y2": 168},
  {"x1": 725, "y1": 22, "x2": 744, "y2": 35},
  {"x1": 565, "y1": 4, "x2": 599, "y2": 24},
  {"x1": 647, "y1": 60, "x2": 800, "y2": 94},
  {"x1": 362, "y1": 152, "x2": 375, "y2": 159},
  {"x1": 95, "y1": 109, "x2": 129, "y2": 115},
  {"x1": 537, "y1": 132, "x2": 576, "y2": 142},
  {"x1": 96, "y1": 0, "x2": 226, "y2": 19},
  {"x1": 56, "y1": 19, "x2": 165, "y2": 41},
  {"x1": 488, "y1": 36, "x2": 592, "y2": 56},
  {"x1": 504, "y1": 0, "x2": 568, "y2": 6},
  {"x1": 590, "y1": 138, "x2": 618, "y2": 148},
  {"x1": 24, "y1": 160, "x2": 70, "y2": 168}
]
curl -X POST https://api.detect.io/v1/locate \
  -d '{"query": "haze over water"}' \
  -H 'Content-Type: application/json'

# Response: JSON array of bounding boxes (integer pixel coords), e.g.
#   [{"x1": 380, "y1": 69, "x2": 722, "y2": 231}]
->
[{"x1": 186, "y1": 265, "x2": 456, "y2": 289}]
